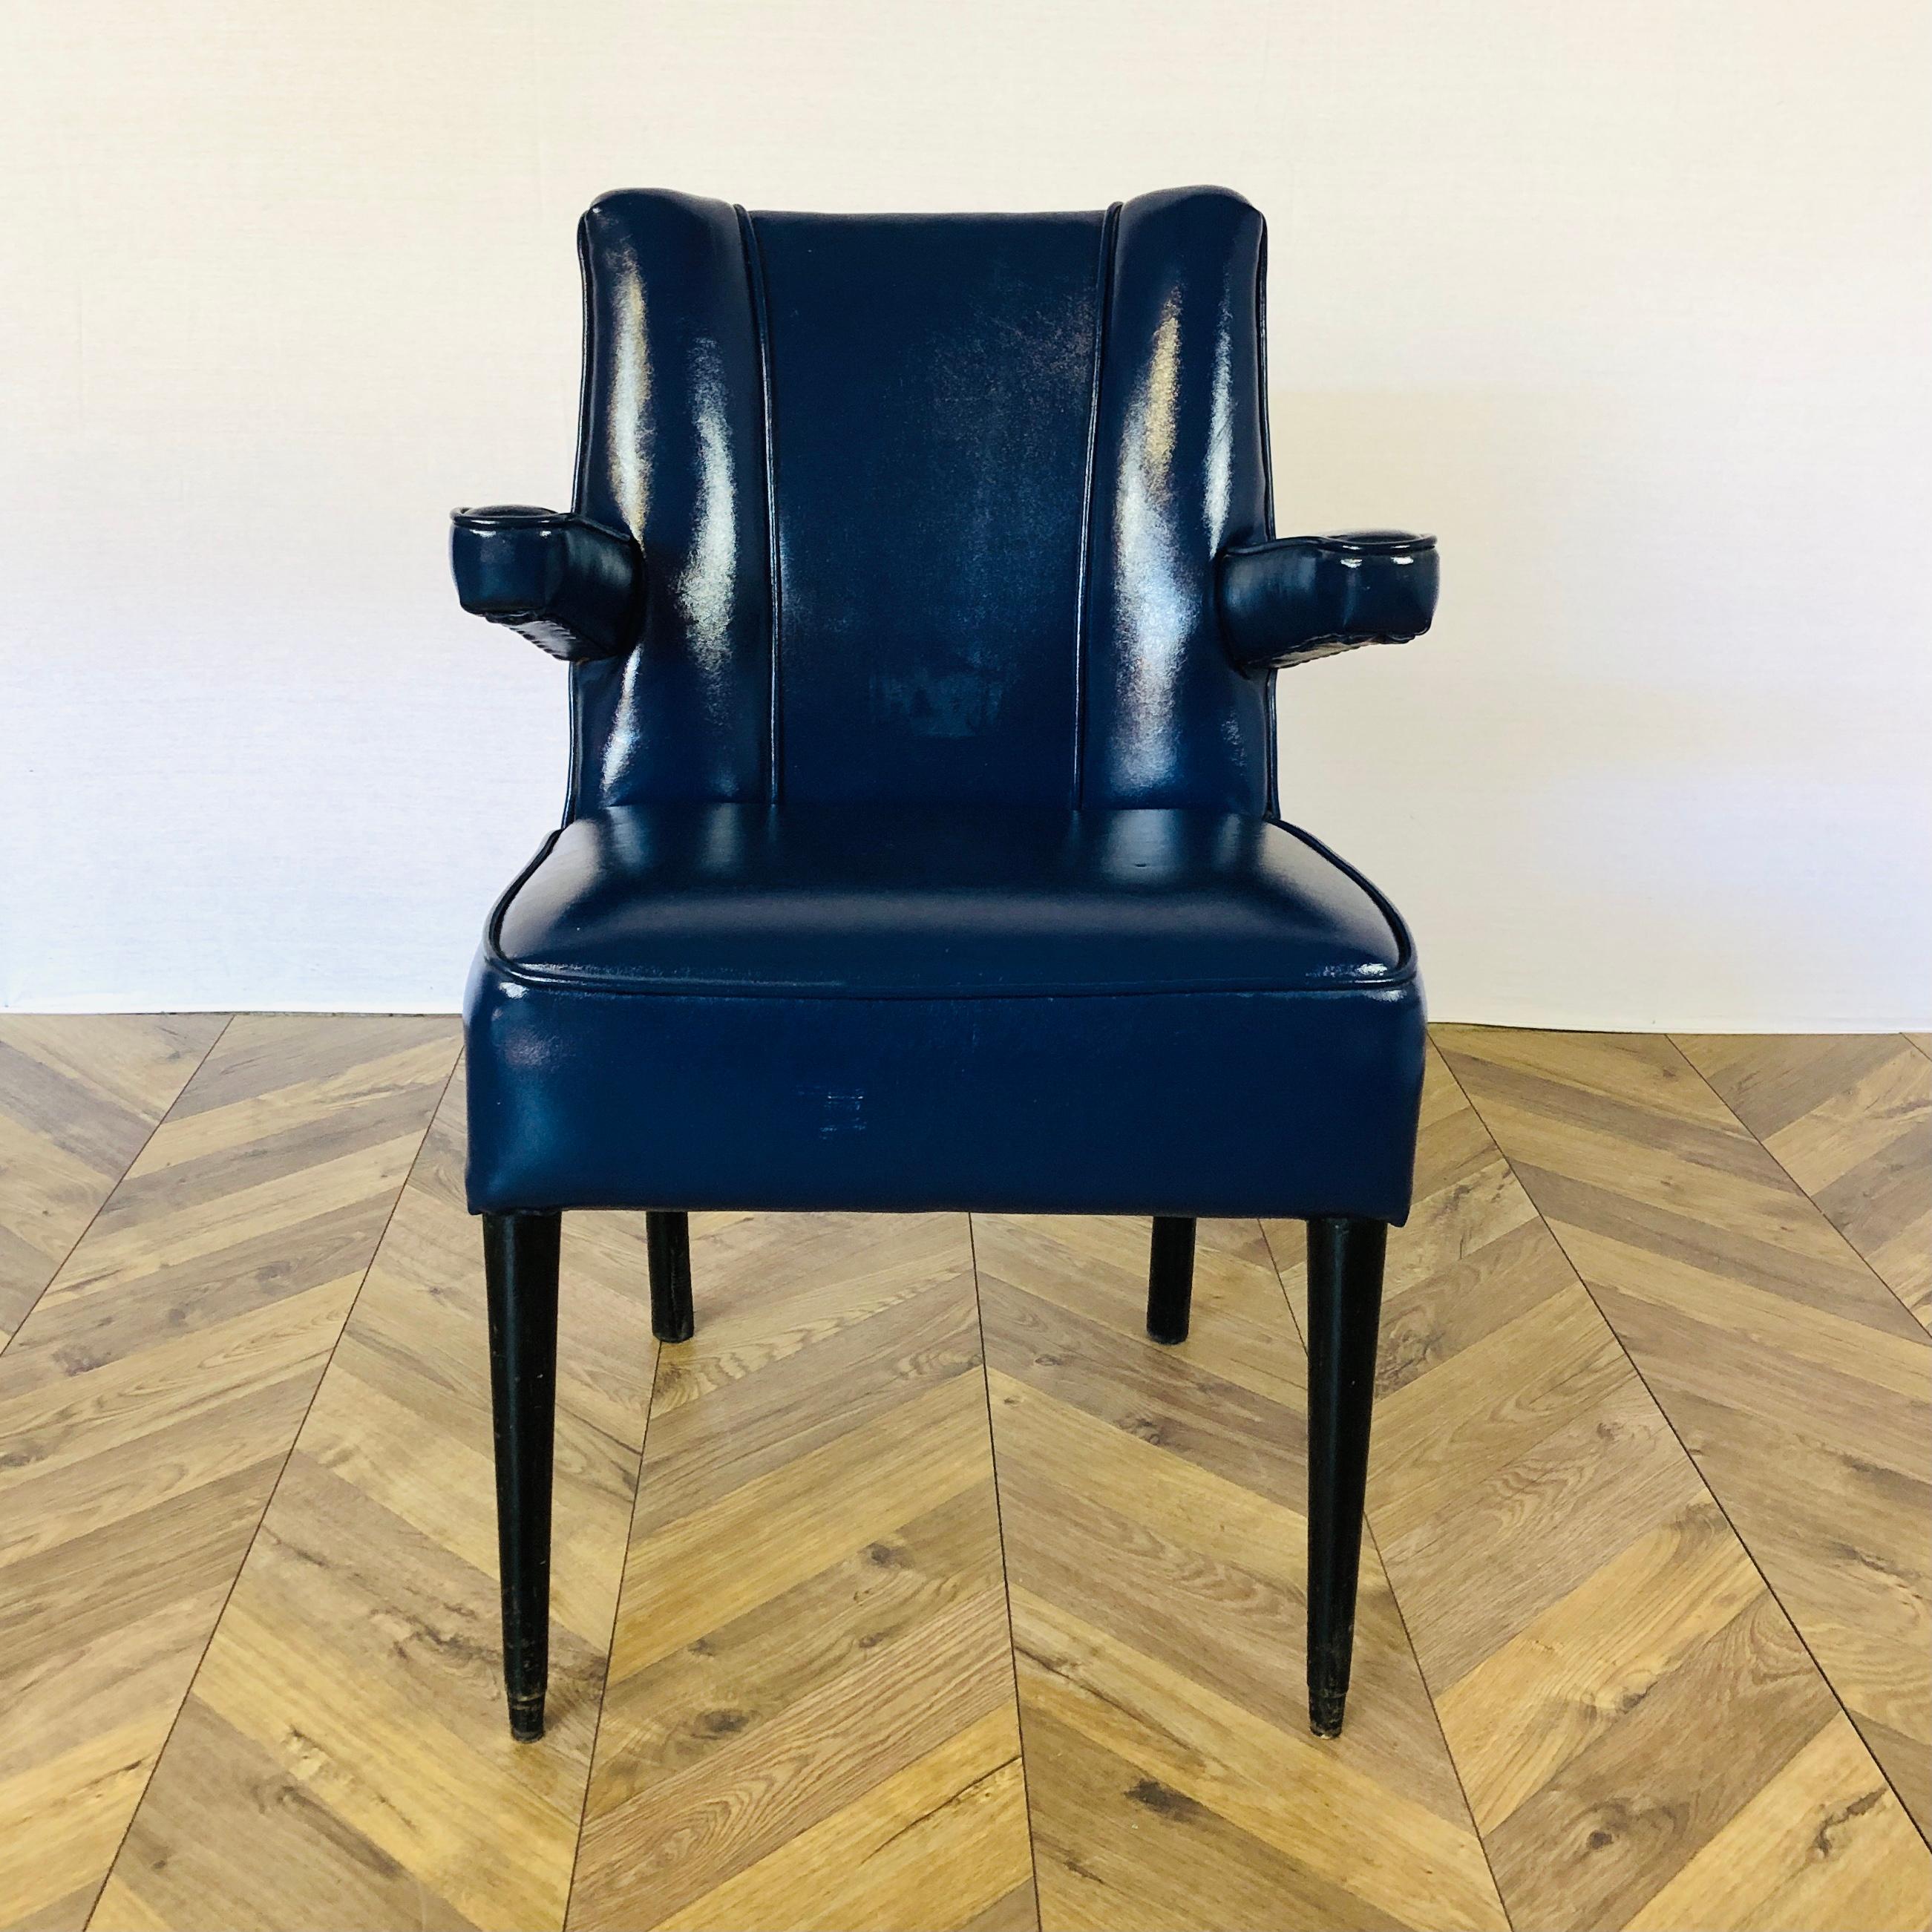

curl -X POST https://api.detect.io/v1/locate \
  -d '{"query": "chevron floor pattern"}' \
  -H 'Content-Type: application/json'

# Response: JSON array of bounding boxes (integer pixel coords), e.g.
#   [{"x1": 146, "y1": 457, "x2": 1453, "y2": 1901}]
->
[
  {"x1": 568, "y1": 1207, "x2": 1030, "y2": 1932},
  {"x1": 1280, "y1": 1044, "x2": 1926, "y2": 1931},
  {"x1": 977, "y1": 1210, "x2": 1507, "y2": 1931},
  {"x1": 0, "y1": 1016, "x2": 227, "y2": 1344},
  {"x1": 1675, "y1": 1034, "x2": 1931, "y2": 1334},
  {"x1": 1439, "y1": 1028, "x2": 1931, "y2": 1844},
  {"x1": 91, "y1": 1063, "x2": 655, "y2": 1931},
  {"x1": 0, "y1": 1018, "x2": 1925, "y2": 1930},
  {"x1": 0, "y1": 1015, "x2": 459, "y2": 1928}
]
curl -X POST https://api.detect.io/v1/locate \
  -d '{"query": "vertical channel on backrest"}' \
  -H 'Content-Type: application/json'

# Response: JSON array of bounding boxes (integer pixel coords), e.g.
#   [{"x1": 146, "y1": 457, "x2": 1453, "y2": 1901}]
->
[
  {"x1": 566, "y1": 190, "x2": 773, "y2": 815},
  {"x1": 1081, "y1": 187, "x2": 1274, "y2": 813},
  {"x1": 748, "y1": 209, "x2": 1105, "y2": 806}
]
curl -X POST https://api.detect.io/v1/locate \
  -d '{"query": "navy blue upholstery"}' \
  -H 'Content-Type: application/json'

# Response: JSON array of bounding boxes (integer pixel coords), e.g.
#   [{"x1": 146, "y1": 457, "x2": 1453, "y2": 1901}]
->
[
  {"x1": 466, "y1": 805, "x2": 1421, "y2": 1219},
  {"x1": 451, "y1": 506, "x2": 644, "y2": 661},
  {"x1": 457, "y1": 186, "x2": 1436, "y2": 1225}
]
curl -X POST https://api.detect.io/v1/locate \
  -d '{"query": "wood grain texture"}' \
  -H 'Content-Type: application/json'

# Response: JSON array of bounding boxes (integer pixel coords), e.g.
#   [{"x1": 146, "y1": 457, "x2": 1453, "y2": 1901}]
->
[
  {"x1": 1, "y1": 1017, "x2": 1926, "y2": 1930},
  {"x1": 1271, "y1": 1044, "x2": 1931, "y2": 1931},
  {"x1": 0, "y1": 1016, "x2": 227, "y2": 1343},
  {"x1": 1438, "y1": 1025, "x2": 1932, "y2": 1854},
  {"x1": 0, "y1": 1016, "x2": 457, "y2": 1932},
  {"x1": 978, "y1": 1211, "x2": 1507, "y2": 1932},
  {"x1": 92, "y1": 1064, "x2": 655, "y2": 1932},
  {"x1": 1675, "y1": 1034, "x2": 1931, "y2": 1332},
  {"x1": 566, "y1": 1209, "x2": 1033, "y2": 1932}
]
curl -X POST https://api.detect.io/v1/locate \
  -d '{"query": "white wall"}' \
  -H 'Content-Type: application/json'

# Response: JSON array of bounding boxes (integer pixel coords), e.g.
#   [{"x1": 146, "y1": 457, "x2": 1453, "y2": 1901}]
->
[{"x1": 3, "y1": 0, "x2": 1928, "y2": 1026}]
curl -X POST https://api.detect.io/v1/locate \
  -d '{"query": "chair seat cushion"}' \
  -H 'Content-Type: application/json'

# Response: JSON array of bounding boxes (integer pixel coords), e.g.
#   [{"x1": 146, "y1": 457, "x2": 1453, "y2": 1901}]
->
[
  {"x1": 465, "y1": 806, "x2": 1424, "y2": 1221},
  {"x1": 494, "y1": 805, "x2": 1409, "y2": 995}
]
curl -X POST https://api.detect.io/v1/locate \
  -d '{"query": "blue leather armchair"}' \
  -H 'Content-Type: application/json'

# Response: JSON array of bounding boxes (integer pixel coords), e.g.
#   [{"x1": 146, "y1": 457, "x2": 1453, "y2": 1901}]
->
[{"x1": 453, "y1": 187, "x2": 1437, "y2": 1746}]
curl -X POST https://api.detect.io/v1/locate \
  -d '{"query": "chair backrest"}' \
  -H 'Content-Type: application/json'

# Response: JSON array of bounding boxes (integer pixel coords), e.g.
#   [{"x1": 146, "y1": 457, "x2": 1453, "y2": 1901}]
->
[{"x1": 566, "y1": 187, "x2": 1275, "y2": 816}]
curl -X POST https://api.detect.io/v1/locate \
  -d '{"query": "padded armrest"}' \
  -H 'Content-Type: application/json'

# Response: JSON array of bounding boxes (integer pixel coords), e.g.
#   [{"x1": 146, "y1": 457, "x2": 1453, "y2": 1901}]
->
[
  {"x1": 451, "y1": 505, "x2": 646, "y2": 662},
  {"x1": 1216, "y1": 531, "x2": 1438, "y2": 672}
]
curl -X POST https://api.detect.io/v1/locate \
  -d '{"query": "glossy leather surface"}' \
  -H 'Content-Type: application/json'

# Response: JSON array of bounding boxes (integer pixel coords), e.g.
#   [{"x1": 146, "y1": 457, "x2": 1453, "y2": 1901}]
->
[
  {"x1": 456, "y1": 186, "x2": 1434, "y2": 1224},
  {"x1": 752, "y1": 212, "x2": 1104, "y2": 803},
  {"x1": 491, "y1": 807, "x2": 1410, "y2": 996},
  {"x1": 467, "y1": 960, "x2": 1423, "y2": 1222},
  {"x1": 557, "y1": 186, "x2": 1287, "y2": 812},
  {"x1": 1081, "y1": 189, "x2": 1274, "y2": 812},
  {"x1": 1219, "y1": 531, "x2": 1440, "y2": 670},
  {"x1": 451, "y1": 507, "x2": 645, "y2": 661},
  {"x1": 572, "y1": 191, "x2": 774, "y2": 809}
]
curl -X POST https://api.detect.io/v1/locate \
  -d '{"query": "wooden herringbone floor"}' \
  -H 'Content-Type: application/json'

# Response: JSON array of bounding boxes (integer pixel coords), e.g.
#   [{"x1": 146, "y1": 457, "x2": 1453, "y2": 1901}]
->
[{"x1": 0, "y1": 1019, "x2": 1926, "y2": 1931}]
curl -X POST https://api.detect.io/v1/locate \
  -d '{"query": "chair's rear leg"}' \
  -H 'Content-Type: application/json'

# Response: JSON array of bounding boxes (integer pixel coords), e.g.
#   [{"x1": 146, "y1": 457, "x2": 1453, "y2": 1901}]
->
[
  {"x1": 1305, "y1": 1215, "x2": 1387, "y2": 1737},
  {"x1": 482, "y1": 1211, "x2": 560, "y2": 1741},
  {"x1": 1145, "y1": 1216, "x2": 1196, "y2": 1344},
  {"x1": 646, "y1": 1210, "x2": 695, "y2": 1342}
]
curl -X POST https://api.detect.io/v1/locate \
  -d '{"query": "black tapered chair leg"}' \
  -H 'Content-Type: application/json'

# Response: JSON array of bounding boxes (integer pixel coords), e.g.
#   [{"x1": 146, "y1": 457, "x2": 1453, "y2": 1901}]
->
[
  {"x1": 1305, "y1": 1215, "x2": 1387, "y2": 1738},
  {"x1": 646, "y1": 1210, "x2": 694, "y2": 1342},
  {"x1": 1146, "y1": 1216, "x2": 1196, "y2": 1344},
  {"x1": 483, "y1": 1210, "x2": 560, "y2": 1741}
]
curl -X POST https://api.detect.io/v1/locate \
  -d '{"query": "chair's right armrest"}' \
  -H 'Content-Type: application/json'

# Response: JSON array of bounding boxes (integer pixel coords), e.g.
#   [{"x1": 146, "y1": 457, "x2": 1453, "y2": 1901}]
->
[
  {"x1": 450, "y1": 505, "x2": 646, "y2": 662},
  {"x1": 1216, "y1": 531, "x2": 1438, "y2": 672}
]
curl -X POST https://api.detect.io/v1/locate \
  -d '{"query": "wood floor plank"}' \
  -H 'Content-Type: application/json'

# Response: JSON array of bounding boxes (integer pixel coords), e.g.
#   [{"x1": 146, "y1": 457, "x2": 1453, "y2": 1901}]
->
[
  {"x1": 0, "y1": 1015, "x2": 228, "y2": 1343},
  {"x1": 1269, "y1": 1041, "x2": 1930, "y2": 1930},
  {"x1": 1438, "y1": 1025, "x2": 1932, "y2": 1860},
  {"x1": 567, "y1": 1210, "x2": 1032, "y2": 1932},
  {"x1": 0, "y1": 1015, "x2": 456, "y2": 1932},
  {"x1": 1484, "y1": 1589, "x2": 1850, "y2": 1931},
  {"x1": 92, "y1": 1065, "x2": 655, "y2": 1932},
  {"x1": 1676, "y1": 1033, "x2": 1932, "y2": 1332},
  {"x1": 655, "y1": 1707, "x2": 1032, "y2": 1932},
  {"x1": 1016, "y1": 1695, "x2": 1407, "y2": 1932},
  {"x1": 978, "y1": 1212, "x2": 1506, "y2": 1932},
  {"x1": 1015, "y1": 1588, "x2": 1499, "y2": 1932},
  {"x1": 1625, "y1": 1714, "x2": 1931, "y2": 1932},
  {"x1": 95, "y1": 1701, "x2": 474, "y2": 1932}
]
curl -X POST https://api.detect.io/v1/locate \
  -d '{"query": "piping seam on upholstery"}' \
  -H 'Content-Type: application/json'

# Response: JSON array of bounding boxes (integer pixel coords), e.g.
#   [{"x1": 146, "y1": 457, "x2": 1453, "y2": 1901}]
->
[
  {"x1": 480, "y1": 814, "x2": 1415, "y2": 998},
  {"x1": 561, "y1": 213, "x2": 600, "y2": 826},
  {"x1": 1073, "y1": 203, "x2": 1121, "y2": 812},
  {"x1": 737, "y1": 206, "x2": 783, "y2": 807},
  {"x1": 476, "y1": 963, "x2": 1418, "y2": 1001}
]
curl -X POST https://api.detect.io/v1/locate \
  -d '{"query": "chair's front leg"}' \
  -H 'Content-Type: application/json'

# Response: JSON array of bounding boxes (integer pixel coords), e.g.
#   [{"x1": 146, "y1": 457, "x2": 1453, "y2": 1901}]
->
[
  {"x1": 482, "y1": 1211, "x2": 560, "y2": 1741},
  {"x1": 1145, "y1": 1216, "x2": 1197, "y2": 1344},
  {"x1": 1304, "y1": 1215, "x2": 1387, "y2": 1737},
  {"x1": 646, "y1": 1209, "x2": 695, "y2": 1341}
]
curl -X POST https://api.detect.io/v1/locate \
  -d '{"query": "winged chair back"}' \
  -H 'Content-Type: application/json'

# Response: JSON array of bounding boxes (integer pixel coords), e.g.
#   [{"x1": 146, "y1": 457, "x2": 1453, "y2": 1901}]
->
[{"x1": 567, "y1": 187, "x2": 1274, "y2": 816}]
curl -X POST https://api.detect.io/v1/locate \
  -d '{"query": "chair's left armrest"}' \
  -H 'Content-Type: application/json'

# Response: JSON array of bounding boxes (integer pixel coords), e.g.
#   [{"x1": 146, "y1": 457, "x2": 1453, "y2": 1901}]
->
[
  {"x1": 451, "y1": 505, "x2": 646, "y2": 662},
  {"x1": 1216, "y1": 531, "x2": 1438, "y2": 672}
]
